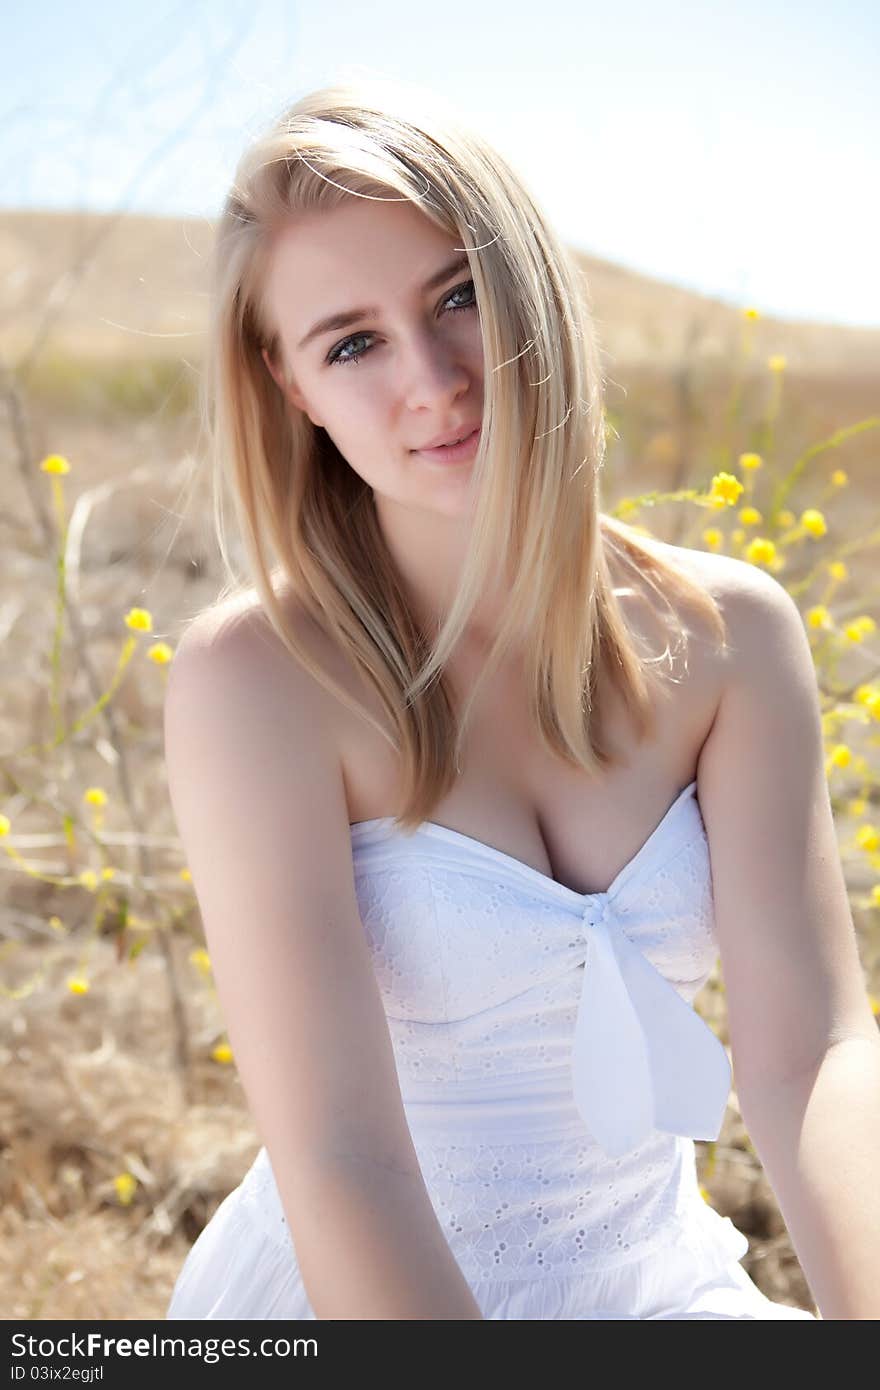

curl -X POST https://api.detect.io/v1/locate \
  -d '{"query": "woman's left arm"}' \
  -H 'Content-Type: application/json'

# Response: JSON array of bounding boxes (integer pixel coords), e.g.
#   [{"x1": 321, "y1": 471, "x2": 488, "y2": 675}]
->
[{"x1": 695, "y1": 558, "x2": 880, "y2": 1321}]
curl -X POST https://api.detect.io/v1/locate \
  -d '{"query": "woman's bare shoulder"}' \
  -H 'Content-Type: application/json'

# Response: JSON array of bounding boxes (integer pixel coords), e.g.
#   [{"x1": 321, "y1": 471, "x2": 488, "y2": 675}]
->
[
  {"x1": 627, "y1": 531, "x2": 741, "y2": 598},
  {"x1": 176, "y1": 588, "x2": 334, "y2": 689}
]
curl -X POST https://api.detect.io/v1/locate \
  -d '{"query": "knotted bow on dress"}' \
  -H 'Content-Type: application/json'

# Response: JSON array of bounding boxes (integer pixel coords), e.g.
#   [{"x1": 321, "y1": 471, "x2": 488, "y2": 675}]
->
[{"x1": 571, "y1": 898, "x2": 732, "y2": 1159}]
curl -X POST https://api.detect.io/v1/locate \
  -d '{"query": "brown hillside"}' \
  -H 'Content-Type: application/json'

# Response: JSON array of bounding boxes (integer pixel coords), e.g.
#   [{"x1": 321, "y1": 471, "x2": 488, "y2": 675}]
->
[{"x1": 1, "y1": 208, "x2": 878, "y2": 374}]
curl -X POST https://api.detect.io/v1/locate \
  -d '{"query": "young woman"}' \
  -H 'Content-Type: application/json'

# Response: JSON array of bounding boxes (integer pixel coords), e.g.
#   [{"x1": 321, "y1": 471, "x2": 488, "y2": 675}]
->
[{"x1": 163, "y1": 78, "x2": 877, "y2": 1319}]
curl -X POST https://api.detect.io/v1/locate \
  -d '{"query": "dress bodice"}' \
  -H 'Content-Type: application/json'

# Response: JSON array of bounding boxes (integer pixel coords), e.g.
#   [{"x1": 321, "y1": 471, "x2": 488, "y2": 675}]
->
[{"x1": 348, "y1": 778, "x2": 730, "y2": 1158}]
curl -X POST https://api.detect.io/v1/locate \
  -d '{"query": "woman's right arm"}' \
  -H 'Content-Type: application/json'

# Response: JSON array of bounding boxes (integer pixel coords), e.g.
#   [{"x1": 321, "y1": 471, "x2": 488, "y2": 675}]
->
[{"x1": 162, "y1": 608, "x2": 483, "y2": 1320}]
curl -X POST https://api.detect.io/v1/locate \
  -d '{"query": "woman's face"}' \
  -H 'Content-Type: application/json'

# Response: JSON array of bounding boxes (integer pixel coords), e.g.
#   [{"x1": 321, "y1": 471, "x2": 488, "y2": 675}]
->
[{"x1": 261, "y1": 196, "x2": 485, "y2": 516}]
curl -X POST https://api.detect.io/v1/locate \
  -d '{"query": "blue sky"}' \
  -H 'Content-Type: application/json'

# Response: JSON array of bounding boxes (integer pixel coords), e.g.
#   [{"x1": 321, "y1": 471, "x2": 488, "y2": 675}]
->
[{"x1": 3, "y1": 0, "x2": 877, "y2": 326}]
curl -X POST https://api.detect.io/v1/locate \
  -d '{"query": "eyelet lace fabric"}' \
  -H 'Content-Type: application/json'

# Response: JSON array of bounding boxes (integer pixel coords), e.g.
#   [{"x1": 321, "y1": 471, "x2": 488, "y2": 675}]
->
[{"x1": 166, "y1": 782, "x2": 817, "y2": 1319}]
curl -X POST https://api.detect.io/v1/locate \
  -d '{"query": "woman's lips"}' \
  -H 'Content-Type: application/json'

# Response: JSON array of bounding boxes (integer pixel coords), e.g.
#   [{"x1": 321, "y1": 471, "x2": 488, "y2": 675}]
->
[{"x1": 414, "y1": 425, "x2": 481, "y2": 463}]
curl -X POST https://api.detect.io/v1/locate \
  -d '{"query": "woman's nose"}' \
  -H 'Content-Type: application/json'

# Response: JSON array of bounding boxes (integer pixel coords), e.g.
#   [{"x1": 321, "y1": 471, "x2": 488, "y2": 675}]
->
[{"x1": 401, "y1": 332, "x2": 474, "y2": 409}]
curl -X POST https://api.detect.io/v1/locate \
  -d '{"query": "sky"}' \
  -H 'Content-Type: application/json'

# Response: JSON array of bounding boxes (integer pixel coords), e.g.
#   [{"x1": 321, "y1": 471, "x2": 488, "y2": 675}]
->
[{"x1": 2, "y1": 0, "x2": 878, "y2": 327}]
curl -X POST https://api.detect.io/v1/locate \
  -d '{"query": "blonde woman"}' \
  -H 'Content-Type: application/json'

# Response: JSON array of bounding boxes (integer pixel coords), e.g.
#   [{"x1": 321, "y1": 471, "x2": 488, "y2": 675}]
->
[{"x1": 163, "y1": 79, "x2": 877, "y2": 1319}]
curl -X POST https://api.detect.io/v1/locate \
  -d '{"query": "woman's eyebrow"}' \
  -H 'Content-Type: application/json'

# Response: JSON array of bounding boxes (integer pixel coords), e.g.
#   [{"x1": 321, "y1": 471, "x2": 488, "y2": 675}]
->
[{"x1": 296, "y1": 251, "x2": 471, "y2": 350}]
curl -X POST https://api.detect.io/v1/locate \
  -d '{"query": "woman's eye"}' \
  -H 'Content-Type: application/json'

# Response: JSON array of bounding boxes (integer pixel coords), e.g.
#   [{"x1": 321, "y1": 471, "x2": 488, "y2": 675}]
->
[{"x1": 326, "y1": 280, "x2": 477, "y2": 367}]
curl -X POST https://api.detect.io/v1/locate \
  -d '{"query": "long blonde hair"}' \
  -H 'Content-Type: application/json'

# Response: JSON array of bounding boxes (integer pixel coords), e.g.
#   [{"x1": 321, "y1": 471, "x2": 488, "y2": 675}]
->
[{"x1": 198, "y1": 77, "x2": 729, "y2": 831}]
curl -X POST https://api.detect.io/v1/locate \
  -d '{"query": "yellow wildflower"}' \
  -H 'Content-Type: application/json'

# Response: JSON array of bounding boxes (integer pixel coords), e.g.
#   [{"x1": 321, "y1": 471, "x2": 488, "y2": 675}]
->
[
  {"x1": 702, "y1": 529, "x2": 723, "y2": 551},
  {"x1": 828, "y1": 744, "x2": 852, "y2": 768},
  {"x1": 189, "y1": 947, "x2": 212, "y2": 977},
  {"x1": 738, "y1": 506, "x2": 762, "y2": 526},
  {"x1": 871, "y1": 888, "x2": 880, "y2": 911},
  {"x1": 212, "y1": 1041, "x2": 234, "y2": 1065},
  {"x1": 831, "y1": 470, "x2": 848, "y2": 487},
  {"x1": 179, "y1": 867, "x2": 192, "y2": 883},
  {"x1": 83, "y1": 787, "x2": 107, "y2": 807},
  {"x1": 738, "y1": 452, "x2": 762, "y2": 471},
  {"x1": 856, "y1": 825, "x2": 880, "y2": 853},
  {"x1": 807, "y1": 605, "x2": 832, "y2": 629},
  {"x1": 147, "y1": 642, "x2": 174, "y2": 665},
  {"x1": 828, "y1": 561, "x2": 848, "y2": 581},
  {"x1": 844, "y1": 617, "x2": 876, "y2": 643},
  {"x1": 800, "y1": 509, "x2": 827, "y2": 538},
  {"x1": 731, "y1": 528, "x2": 745, "y2": 545},
  {"x1": 768, "y1": 354, "x2": 787, "y2": 372},
  {"x1": 743, "y1": 307, "x2": 760, "y2": 320},
  {"x1": 709, "y1": 472, "x2": 744, "y2": 506},
  {"x1": 698, "y1": 1184, "x2": 713, "y2": 1203},
  {"x1": 78, "y1": 870, "x2": 98, "y2": 891},
  {"x1": 113, "y1": 1173, "x2": 138, "y2": 1206},
  {"x1": 745, "y1": 537, "x2": 777, "y2": 567},
  {"x1": 40, "y1": 454, "x2": 71, "y2": 474},
  {"x1": 100, "y1": 867, "x2": 115, "y2": 880},
  {"x1": 869, "y1": 992, "x2": 880, "y2": 1014},
  {"x1": 778, "y1": 509, "x2": 795, "y2": 528},
  {"x1": 125, "y1": 608, "x2": 153, "y2": 633},
  {"x1": 850, "y1": 798, "x2": 867, "y2": 818},
  {"x1": 67, "y1": 975, "x2": 90, "y2": 995},
  {"x1": 864, "y1": 692, "x2": 880, "y2": 722},
  {"x1": 0, "y1": 815, "x2": 9, "y2": 837}
]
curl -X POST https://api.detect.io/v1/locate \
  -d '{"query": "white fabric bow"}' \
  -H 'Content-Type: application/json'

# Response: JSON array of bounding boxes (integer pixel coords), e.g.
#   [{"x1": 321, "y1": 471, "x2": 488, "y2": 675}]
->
[{"x1": 571, "y1": 903, "x2": 731, "y2": 1158}]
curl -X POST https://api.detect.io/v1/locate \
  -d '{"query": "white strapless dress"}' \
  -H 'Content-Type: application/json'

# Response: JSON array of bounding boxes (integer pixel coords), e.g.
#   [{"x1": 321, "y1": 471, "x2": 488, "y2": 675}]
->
[{"x1": 166, "y1": 779, "x2": 816, "y2": 1319}]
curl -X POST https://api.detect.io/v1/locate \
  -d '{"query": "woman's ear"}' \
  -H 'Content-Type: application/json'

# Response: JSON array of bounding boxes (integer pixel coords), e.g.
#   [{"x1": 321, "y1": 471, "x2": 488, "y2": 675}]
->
[{"x1": 261, "y1": 345, "x2": 286, "y2": 394}]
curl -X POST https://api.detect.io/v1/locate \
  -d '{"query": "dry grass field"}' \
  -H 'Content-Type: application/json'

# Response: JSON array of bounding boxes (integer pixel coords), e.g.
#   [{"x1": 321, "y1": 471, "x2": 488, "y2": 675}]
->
[{"x1": 1, "y1": 209, "x2": 878, "y2": 1319}]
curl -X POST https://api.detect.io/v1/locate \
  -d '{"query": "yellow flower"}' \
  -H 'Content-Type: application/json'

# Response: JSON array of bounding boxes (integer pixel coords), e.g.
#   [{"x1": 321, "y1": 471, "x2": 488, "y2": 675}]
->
[
  {"x1": 738, "y1": 452, "x2": 762, "y2": 471},
  {"x1": 125, "y1": 608, "x2": 153, "y2": 633},
  {"x1": 800, "y1": 509, "x2": 827, "y2": 537},
  {"x1": 67, "y1": 975, "x2": 90, "y2": 995},
  {"x1": 698, "y1": 1183, "x2": 713, "y2": 1203},
  {"x1": 709, "y1": 472, "x2": 744, "y2": 506},
  {"x1": 871, "y1": 889, "x2": 880, "y2": 911},
  {"x1": 100, "y1": 867, "x2": 115, "y2": 880},
  {"x1": 78, "y1": 870, "x2": 99, "y2": 891},
  {"x1": 40, "y1": 454, "x2": 71, "y2": 475},
  {"x1": 743, "y1": 307, "x2": 760, "y2": 321},
  {"x1": 0, "y1": 814, "x2": 9, "y2": 837},
  {"x1": 864, "y1": 692, "x2": 880, "y2": 722},
  {"x1": 869, "y1": 992, "x2": 880, "y2": 1014},
  {"x1": 856, "y1": 825, "x2": 880, "y2": 853},
  {"x1": 745, "y1": 537, "x2": 777, "y2": 567},
  {"x1": 768, "y1": 354, "x2": 787, "y2": 372},
  {"x1": 854, "y1": 685, "x2": 877, "y2": 704},
  {"x1": 49, "y1": 915, "x2": 66, "y2": 933},
  {"x1": 189, "y1": 947, "x2": 212, "y2": 977},
  {"x1": 738, "y1": 506, "x2": 762, "y2": 526},
  {"x1": 702, "y1": 528, "x2": 723, "y2": 551},
  {"x1": 831, "y1": 469, "x2": 848, "y2": 487},
  {"x1": 83, "y1": 787, "x2": 107, "y2": 807},
  {"x1": 179, "y1": 867, "x2": 192, "y2": 883},
  {"x1": 113, "y1": 1173, "x2": 138, "y2": 1206},
  {"x1": 849, "y1": 798, "x2": 867, "y2": 818},
  {"x1": 828, "y1": 744, "x2": 851, "y2": 768},
  {"x1": 211, "y1": 1041, "x2": 234, "y2": 1065},
  {"x1": 807, "y1": 605, "x2": 832, "y2": 630},
  {"x1": 778, "y1": 509, "x2": 795, "y2": 528},
  {"x1": 828, "y1": 560, "x2": 848, "y2": 581},
  {"x1": 844, "y1": 617, "x2": 876, "y2": 643},
  {"x1": 147, "y1": 642, "x2": 174, "y2": 665}
]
